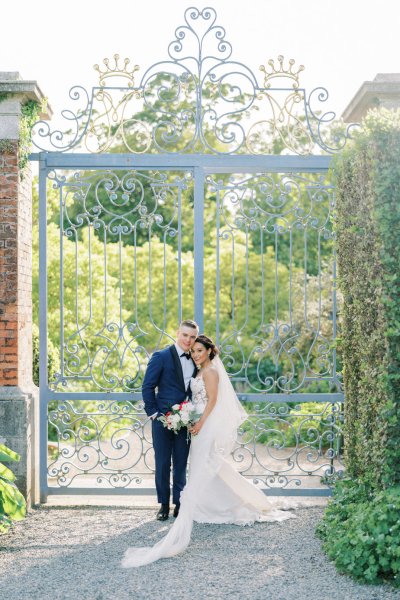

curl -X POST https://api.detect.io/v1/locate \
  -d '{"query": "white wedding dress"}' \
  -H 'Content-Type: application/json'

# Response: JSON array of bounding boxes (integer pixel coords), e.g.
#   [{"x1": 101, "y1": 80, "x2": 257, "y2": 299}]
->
[{"x1": 122, "y1": 356, "x2": 295, "y2": 568}]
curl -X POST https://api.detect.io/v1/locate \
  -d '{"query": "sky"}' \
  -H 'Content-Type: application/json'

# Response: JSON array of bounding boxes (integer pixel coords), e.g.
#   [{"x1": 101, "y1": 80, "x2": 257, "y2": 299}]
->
[{"x1": 1, "y1": 0, "x2": 399, "y2": 124}]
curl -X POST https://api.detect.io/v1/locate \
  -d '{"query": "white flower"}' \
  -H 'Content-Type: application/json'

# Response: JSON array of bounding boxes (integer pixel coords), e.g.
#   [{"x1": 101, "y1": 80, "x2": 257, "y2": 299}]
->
[
  {"x1": 180, "y1": 413, "x2": 190, "y2": 425},
  {"x1": 172, "y1": 404, "x2": 180, "y2": 411},
  {"x1": 170, "y1": 414, "x2": 181, "y2": 426}
]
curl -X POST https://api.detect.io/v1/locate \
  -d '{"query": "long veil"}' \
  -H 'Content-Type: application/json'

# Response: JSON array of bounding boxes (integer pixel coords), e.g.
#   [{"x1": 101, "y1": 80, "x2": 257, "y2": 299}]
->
[
  {"x1": 210, "y1": 355, "x2": 248, "y2": 456},
  {"x1": 121, "y1": 355, "x2": 292, "y2": 569}
]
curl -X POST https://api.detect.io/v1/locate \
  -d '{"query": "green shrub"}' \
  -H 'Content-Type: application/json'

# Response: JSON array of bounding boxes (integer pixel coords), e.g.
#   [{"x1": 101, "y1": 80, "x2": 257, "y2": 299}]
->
[
  {"x1": 0, "y1": 444, "x2": 26, "y2": 534},
  {"x1": 32, "y1": 324, "x2": 60, "y2": 443},
  {"x1": 241, "y1": 401, "x2": 339, "y2": 449},
  {"x1": 32, "y1": 323, "x2": 59, "y2": 387},
  {"x1": 317, "y1": 480, "x2": 400, "y2": 586}
]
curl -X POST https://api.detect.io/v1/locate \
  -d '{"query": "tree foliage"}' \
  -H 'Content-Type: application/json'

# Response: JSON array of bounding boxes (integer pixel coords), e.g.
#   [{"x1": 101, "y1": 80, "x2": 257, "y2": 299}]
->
[{"x1": 32, "y1": 169, "x2": 337, "y2": 395}]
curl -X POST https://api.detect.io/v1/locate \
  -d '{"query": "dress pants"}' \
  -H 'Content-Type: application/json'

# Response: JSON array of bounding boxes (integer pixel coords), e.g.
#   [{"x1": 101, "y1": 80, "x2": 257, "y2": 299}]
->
[{"x1": 152, "y1": 417, "x2": 190, "y2": 505}]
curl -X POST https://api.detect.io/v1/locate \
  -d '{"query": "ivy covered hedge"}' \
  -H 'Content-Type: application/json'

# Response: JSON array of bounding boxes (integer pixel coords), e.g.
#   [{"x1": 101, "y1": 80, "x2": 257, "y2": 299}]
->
[
  {"x1": 318, "y1": 109, "x2": 400, "y2": 586},
  {"x1": 336, "y1": 109, "x2": 400, "y2": 489}
]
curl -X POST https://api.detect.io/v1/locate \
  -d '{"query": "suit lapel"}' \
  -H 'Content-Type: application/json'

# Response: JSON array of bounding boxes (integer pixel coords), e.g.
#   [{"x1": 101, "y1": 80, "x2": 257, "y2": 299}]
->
[{"x1": 170, "y1": 345, "x2": 185, "y2": 391}]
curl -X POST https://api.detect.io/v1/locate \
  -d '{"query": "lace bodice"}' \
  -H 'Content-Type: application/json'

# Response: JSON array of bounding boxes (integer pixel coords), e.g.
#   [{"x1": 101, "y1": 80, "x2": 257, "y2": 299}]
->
[{"x1": 190, "y1": 375, "x2": 208, "y2": 413}]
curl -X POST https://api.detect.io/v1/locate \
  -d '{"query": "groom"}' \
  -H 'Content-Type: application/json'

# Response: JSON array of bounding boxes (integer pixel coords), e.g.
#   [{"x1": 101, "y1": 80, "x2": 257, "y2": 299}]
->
[{"x1": 142, "y1": 320, "x2": 198, "y2": 520}]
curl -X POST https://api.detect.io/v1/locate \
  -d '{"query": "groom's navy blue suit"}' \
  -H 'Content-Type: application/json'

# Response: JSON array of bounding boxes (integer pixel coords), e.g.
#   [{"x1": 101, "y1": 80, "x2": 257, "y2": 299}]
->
[{"x1": 142, "y1": 345, "x2": 196, "y2": 506}]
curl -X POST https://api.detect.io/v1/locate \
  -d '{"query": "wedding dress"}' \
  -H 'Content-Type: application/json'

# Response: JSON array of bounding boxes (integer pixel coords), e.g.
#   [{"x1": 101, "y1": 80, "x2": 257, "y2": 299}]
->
[{"x1": 122, "y1": 356, "x2": 295, "y2": 568}]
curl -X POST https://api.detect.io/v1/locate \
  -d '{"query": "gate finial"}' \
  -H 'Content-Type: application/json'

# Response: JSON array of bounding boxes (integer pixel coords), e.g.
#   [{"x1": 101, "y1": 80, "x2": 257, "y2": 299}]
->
[
  {"x1": 260, "y1": 56, "x2": 305, "y2": 89},
  {"x1": 94, "y1": 54, "x2": 140, "y2": 88}
]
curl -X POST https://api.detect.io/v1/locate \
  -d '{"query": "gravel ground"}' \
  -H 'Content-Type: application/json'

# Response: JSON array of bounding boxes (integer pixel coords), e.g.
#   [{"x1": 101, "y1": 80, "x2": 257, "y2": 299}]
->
[{"x1": 0, "y1": 505, "x2": 399, "y2": 600}]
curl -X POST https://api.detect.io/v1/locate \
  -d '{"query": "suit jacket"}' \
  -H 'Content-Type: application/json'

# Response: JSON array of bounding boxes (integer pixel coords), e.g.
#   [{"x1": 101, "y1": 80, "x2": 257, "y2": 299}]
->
[{"x1": 142, "y1": 345, "x2": 196, "y2": 417}]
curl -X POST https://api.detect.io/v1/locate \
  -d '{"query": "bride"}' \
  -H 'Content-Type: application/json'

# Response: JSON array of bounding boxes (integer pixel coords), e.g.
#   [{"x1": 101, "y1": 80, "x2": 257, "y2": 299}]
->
[{"x1": 122, "y1": 335, "x2": 295, "y2": 568}]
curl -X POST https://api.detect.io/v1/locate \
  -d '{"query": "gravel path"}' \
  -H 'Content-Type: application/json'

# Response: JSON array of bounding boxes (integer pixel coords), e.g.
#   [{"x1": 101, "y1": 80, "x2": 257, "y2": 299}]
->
[{"x1": 0, "y1": 505, "x2": 399, "y2": 600}]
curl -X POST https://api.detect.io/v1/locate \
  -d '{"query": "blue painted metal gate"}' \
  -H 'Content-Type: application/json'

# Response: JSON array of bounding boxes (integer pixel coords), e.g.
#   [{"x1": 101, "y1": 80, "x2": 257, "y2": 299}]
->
[{"x1": 31, "y1": 7, "x2": 355, "y2": 501}]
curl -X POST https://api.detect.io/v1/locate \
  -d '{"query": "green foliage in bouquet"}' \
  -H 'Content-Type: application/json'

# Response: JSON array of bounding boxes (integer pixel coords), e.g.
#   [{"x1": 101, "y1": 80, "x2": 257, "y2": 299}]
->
[
  {"x1": 0, "y1": 444, "x2": 26, "y2": 534},
  {"x1": 316, "y1": 480, "x2": 400, "y2": 586}
]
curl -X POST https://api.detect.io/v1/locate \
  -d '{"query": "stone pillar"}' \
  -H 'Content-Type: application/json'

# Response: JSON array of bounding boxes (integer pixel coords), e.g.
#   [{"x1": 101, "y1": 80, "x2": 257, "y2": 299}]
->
[
  {"x1": 0, "y1": 72, "x2": 51, "y2": 505},
  {"x1": 342, "y1": 73, "x2": 400, "y2": 122}
]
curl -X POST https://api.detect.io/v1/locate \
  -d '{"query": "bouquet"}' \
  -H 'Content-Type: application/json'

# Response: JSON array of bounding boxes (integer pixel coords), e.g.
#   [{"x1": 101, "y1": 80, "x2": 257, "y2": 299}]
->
[{"x1": 158, "y1": 400, "x2": 202, "y2": 434}]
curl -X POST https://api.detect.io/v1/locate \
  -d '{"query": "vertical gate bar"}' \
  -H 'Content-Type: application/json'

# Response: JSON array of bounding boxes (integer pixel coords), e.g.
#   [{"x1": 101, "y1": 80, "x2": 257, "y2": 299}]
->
[
  {"x1": 119, "y1": 232, "x2": 123, "y2": 329},
  {"x1": 260, "y1": 220, "x2": 265, "y2": 329},
  {"x1": 230, "y1": 231, "x2": 235, "y2": 327},
  {"x1": 59, "y1": 175, "x2": 64, "y2": 384},
  {"x1": 39, "y1": 157, "x2": 49, "y2": 502},
  {"x1": 178, "y1": 185, "x2": 182, "y2": 322},
  {"x1": 194, "y1": 167, "x2": 204, "y2": 332},
  {"x1": 304, "y1": 227, "x2": 309, "y2": 329},
  {"x1": 332, "y1": 232, "x2": 338, "y2": 384},
  {"x1": 289, "y1": 228, "x2": 293, "y2": 329},
  {"x1": 274, "y1": 228, "x2": 279, "y2": 330},
  {"x1": 317, "y1": 230, "x2": 322, "y2": 340},
  {"x1": 215, "y1": 187, "x2": 220, "y2": 346},
  {"x1": 244, "y1": 229, "x2": 249, "y2": 329}
]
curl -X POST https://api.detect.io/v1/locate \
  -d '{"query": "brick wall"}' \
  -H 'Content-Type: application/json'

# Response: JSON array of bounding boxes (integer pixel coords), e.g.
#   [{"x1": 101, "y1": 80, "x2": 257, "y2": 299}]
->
[
  {"x1": 0, "y1": 74, "x2": 49, "y2": 504},
  {"x1": 0, "y1": 142, "x2": 33, "y2": 388}
]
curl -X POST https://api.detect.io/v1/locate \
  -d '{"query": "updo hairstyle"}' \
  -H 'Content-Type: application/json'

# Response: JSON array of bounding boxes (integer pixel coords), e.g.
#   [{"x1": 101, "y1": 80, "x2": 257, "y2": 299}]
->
[{"x1": 195, "y1": 334, "x2": 219, "y2": 360}]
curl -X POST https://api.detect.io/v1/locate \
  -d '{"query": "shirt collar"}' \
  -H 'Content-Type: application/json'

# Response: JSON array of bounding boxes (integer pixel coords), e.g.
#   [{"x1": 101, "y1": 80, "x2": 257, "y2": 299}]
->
[{"x1": 175, "y1": 343, "x2": 186, "y2": 356}]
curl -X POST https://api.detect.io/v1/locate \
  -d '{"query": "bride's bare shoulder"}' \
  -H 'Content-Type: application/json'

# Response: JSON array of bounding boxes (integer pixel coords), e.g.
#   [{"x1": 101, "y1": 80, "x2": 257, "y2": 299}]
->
[{"x1": 202, "y1": 365, "x2": 219, "y2": 383}]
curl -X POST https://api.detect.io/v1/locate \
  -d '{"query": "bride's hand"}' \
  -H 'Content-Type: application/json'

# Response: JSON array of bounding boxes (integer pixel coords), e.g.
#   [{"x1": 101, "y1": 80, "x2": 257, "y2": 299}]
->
[{"x1": 189, "y1": 421, "x2": 202, "y2": 436}]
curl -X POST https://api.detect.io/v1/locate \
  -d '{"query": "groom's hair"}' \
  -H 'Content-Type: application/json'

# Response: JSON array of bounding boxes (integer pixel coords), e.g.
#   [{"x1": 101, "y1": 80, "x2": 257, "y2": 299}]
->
[{"x1": 179, "y1": 319, "x2": 199, "y2": 330}]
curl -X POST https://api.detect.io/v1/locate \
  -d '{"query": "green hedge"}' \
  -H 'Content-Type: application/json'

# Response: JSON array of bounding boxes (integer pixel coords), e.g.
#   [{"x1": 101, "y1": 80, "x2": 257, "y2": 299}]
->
[
  {"x1": 318, "y1": 109, "x2": 400, "y2": 586},
  {"x1": 335, "y1": 109, "x2": 400, "y2": 489},
  {"x1": 32, "y1": 323, "x2": 59, "y2": 387}
]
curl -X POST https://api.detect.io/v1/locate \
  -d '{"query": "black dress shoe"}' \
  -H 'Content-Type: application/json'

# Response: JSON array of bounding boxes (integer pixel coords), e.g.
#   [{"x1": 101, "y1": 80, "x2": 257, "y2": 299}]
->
[
  {"x1": 156, "y1": 504, "x2": 170, "y2": 521},
  {"x1": 173, "y1": 504, "x2": 180, "y2": 518}
]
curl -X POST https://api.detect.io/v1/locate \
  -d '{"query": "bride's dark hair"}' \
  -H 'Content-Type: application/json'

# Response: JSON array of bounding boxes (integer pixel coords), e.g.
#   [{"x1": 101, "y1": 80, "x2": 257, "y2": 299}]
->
[{"x1": 195, "y1": 334, "x2": 219, "y2": 360}]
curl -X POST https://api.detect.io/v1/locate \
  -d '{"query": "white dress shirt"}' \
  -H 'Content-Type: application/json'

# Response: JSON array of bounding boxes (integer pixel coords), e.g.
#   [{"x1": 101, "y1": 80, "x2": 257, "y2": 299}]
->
[{"x1": 175, "y1": 343, "x2": 194, "y2": 391}]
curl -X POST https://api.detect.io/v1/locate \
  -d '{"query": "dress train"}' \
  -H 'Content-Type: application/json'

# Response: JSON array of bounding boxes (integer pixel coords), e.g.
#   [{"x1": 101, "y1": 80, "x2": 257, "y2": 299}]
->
[{"x1": 122, "y1": 359, "x2": 295, "y2": 568}]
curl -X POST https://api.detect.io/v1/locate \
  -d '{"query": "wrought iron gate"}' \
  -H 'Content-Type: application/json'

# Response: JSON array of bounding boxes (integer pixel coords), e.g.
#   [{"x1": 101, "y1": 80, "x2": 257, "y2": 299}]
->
[{"x1": 31, "y1": 7, "x2": 354, "y2": 500}]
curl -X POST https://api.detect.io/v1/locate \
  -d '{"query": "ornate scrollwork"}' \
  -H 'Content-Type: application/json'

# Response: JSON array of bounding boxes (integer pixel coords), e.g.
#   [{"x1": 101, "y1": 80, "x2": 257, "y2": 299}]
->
[
  {"x1": 48, "y1": 400, "x2": 155, "y2": 488},
  {"x1": 167, "y1": 6, "x2": 233, "y2": 79},
  {"x1": 47, "y1": 398, "x2": 343, "y2": 489},
  {"x1": 235, "y1": 400, "x2": 344, "y2": 489},
  {"x1": 50, "y1": 169, "x2": 190, "y2": 392},
  {"x1": 212, "y1": 171, "x2": 340, "y2": 394},
  {"x1": 40, "y1": 6, "x2": 345, "y2": 495},
  {"x1": 31, "y1": 7, "x2": 358, "y2": 154}
]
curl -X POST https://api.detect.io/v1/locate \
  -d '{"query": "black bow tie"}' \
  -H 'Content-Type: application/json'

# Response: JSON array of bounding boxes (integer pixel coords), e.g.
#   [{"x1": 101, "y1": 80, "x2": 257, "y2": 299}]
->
[{"x1": 180, "y1": 352, "x2": 191, "y2": 360}]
